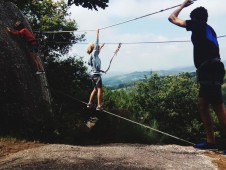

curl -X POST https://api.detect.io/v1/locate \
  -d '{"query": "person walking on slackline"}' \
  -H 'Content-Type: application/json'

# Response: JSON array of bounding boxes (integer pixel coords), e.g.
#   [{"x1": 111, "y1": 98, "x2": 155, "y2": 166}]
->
[
  {"x1": 86, "y1": 29, "x2": 105, "y2": 111},
  {"x1": 168, "y1": 0, "x2": 226, "y2": 153},
  {"x1": 7, "y1": 21, "x2": 45, "y2": 75}
]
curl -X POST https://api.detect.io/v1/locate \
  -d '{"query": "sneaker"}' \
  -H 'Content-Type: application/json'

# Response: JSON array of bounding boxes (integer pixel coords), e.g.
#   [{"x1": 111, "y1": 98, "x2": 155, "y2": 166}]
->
[
  {"x1": 35, "y1": 71, "x2": 42, "y2": 75},
  {"x1": 193, "y1": 141, "x2": 217, "y2": 150},
  {"x1": 96, "y1": 106, "x2": 104, "y2": 111},
  {"x1": 87, "y1": 103, "x2": 95, "y2": 108}
]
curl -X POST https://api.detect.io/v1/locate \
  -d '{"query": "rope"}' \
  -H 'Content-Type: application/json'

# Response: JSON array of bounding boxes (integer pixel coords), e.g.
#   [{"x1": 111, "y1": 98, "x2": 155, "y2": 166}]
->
[
  {"x1": 39, "y1": 40, "x2": 190, "y2": 44},
  {"x1": 99, "y1": 4, "x2": 183, "y2": 30},
  {"x1": 40, "y1": 34, "x2": 226, "y2": 45},
  {"x1": 34, "y1": 30, "x2": 95, "y2": 33},
  {"x1": 54, "y1": 90, "x2": 195, "y2": 146},
  {"x1": 218, "y1": 35, "x2": 226, "y2": 38},
  {"x1": 54, "y1": 90, "x2": 87, "y2": 105},
  {"x1": 103, "y1": 110, "x2": 195, "y2": 145},
  {"x1": 104, "y1": 43, "x2": 122, "y2": 73},
  {"x1": 105, "y1": 40, "x2": 191, "y2": 44},
  {"x1": 34, "y1": 2, "x2": 198, "y2": 33}
]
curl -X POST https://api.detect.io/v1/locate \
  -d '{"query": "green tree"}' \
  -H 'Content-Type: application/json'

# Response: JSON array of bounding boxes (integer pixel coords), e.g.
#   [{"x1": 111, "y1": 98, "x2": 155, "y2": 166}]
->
[
  {"x1": 68, "y1": 0, "x2": 109, "y2": 10},
  {"x1": 103, "y1": 73, "x2": 206, "y2": 144},
  {"x1": 130, "y1": 73, "x2": 201, "y2": 143},
  {"x1": 9, "y1": 0, "x2": 29, "y2": 8},
  {"x1": 11, "y1": 0, "x2": 109, "y2": 11},
  {"x1": 20, "y1": 0, "x2": 85, "y2": 62},
  {"x1": 46, "y1": 56, "x2": 90, "y2": 102},
  {"x1": 45, "y1": 56, "x2": 92, "y2": 143}
]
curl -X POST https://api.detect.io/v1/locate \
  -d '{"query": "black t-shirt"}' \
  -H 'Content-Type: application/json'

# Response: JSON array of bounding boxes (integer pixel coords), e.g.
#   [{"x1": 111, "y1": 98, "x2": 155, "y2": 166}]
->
[{"x1": 186, "y1": 20, "x2": 220, "y2": 68}]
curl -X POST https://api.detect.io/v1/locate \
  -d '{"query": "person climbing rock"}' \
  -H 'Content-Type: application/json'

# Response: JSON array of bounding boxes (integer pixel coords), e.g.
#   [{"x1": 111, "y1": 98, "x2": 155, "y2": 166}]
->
[{"x1": 7, "y1": 21, "x2": 45, "y2": 75}]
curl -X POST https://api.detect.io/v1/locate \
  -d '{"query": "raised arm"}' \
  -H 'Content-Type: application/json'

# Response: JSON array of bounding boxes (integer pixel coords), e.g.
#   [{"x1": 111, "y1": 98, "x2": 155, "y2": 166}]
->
[
  {"x1": 96, "y1": 29, "x2": 99, "y2": 40},
  {"x1": 99, "y1": 43, "x2": 105, "y2": 51},
  {"x1": 94, "y1": 29, "x2": 100, "y2": 51},
  {"x1": 95, "y1": 29, "x2": 105, "y2": 52},
  {"x1": 168, "y1": 0, "x2": 195, "y2": 27}
]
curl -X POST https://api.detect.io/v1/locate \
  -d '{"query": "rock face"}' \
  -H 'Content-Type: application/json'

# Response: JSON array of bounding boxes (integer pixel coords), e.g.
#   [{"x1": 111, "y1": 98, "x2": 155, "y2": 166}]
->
[
  {"x1": 0, "y1": 1, "x2": 52, "y2": 136},
  {"x1": 0, "y1": 144, "x2": 224, "y2": 170}
]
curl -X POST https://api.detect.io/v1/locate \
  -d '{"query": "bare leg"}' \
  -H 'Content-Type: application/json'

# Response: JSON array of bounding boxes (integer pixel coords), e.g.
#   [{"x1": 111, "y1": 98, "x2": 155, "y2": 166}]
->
[
  {"x1": 30, "y1": 53, "x2": 41, "y2": 72},
  {"x1": 213, "y1": 103, "x2": 226, "y2": 135},
  {"x1": 36, "y1": 54, "x2": 45, "y2": 71},
  {"x1": 198, "y1": 97, "x2": 215, "y2": 144},
  {"x1": 31, "y1": 52, "x2": 44, "y2": 72},
  {"x1": 97, "y1": 87, "x2": 103, "y2": 107},
  {"x1": 89, "y1": 87, "x2": 97, "y2": 104}
]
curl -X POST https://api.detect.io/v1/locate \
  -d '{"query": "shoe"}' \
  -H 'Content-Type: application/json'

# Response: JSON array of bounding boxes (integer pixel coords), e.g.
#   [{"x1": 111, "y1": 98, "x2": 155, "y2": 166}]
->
[
  {"x1": 224, "y1": 150, "x2": 226, "y2": 155},
  {"x1": 193, "y1": 141, "x2": 217, "y2": 150},
  {"x1": 96, "y1": 106, "x2": 104, "y2": 111},
  {"x1": 87, "y1": 103, "x2": 95, "y2": 108},
  {"x1": 35, "y1": 71, "x2": 42, "y2": 75}
]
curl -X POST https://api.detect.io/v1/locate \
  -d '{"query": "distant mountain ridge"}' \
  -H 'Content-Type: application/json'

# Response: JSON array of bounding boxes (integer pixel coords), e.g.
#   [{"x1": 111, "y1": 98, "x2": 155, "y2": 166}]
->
[{"x1": 103, "y1": 60, "x2": 226, "y2": 87}]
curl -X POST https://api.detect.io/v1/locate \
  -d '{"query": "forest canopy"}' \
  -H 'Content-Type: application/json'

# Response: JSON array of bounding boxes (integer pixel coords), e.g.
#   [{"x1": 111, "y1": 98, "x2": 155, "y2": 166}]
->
[{"x1": 11, "y1": 0, "x2": 109, "y2": 11}]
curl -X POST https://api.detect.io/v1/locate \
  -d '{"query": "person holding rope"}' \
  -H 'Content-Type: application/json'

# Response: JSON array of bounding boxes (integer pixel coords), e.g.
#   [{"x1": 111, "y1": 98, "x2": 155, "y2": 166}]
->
[
  {"x1": 168, "y1": 0, "x2": 226, "y2": 152},
  {"x1": 86, "y1": 29, "x2": 105, "y2": 111},
  {"x1": 7, "y1": 21, "x2": 45, "y2": 75}
]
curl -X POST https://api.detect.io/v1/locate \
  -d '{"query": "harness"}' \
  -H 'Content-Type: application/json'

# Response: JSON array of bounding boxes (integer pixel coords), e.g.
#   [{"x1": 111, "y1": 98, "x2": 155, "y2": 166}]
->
[
  {"x1": 88, "y1": 43, "x2": 122, "y2": 76},
  {"x1": 91, "y1": 74, "x2": 102, "y2": 87},
  {"x1": 198, "y1": 58, "x2": 220, "y2": 70}
]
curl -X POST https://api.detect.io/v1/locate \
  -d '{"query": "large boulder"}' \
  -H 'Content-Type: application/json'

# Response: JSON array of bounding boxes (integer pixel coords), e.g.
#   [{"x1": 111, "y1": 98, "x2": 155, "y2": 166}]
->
[{"x1": 0, "y1": 0, "x2": 52, "y2": 139}]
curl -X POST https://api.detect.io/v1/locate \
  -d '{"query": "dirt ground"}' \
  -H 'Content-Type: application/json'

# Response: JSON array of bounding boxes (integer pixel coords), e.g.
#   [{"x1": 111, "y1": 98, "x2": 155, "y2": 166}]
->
[
  {"x1": 0, "y1": 140, "x2": 226, "y2": 170},
  {"x1": 0, "y1": 140, "x2": 45, "y2": 160}
]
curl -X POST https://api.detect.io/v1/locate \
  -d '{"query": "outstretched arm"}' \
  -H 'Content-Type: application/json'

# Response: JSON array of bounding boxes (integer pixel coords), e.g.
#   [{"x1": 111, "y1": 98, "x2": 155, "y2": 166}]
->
[
  {"x1": 6, "y1": 27, "x2": 11, "y2": 32},
  {"x1": 168, "y1": 0, "x2": 195, "y2": 27},
  {"x1": 6, "y1": 27, "x2": 20, "y2": 36},
  {"x1": 99, "y1": 43, "x2": 105, "y2": 51}
]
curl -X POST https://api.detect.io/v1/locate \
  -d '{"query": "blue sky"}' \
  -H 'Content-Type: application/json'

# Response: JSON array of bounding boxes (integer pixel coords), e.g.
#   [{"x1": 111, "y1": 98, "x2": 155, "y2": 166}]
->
[{"x1": 68, "y1": 0, "x2": 226, "y2": 74}]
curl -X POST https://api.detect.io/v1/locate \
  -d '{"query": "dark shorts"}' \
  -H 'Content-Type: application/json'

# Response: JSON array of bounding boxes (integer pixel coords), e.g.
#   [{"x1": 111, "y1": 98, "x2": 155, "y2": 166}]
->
[
  {"x1": 28, "y1": 43, "x2": 39, "y2": 53},
  {"x1": 91, "y1": 74, "x2": 102, "y2": 88},
  {"x1": 199, "y1": 84, "x2": 223, "y2": 104},
  {"x1": 197, "y1": 59, "x2": 225, "y2": 85}
]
